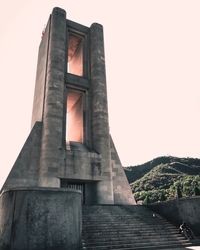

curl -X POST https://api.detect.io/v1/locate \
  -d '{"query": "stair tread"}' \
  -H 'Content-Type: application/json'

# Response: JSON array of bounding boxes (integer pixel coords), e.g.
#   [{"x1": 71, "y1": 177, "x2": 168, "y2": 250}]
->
[
  {"x1": 83, "y1": 240, "x2": 189, "y2": 246},
  {"x1": 82, "y1": 242, "x2": 192, "y2": 250}
]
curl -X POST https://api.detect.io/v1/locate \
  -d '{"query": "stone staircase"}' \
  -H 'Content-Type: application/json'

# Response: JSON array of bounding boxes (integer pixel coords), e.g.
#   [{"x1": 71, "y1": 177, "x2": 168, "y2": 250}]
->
[{"x1": 81, "y1": 205, "x2": 193, "y2": 250}]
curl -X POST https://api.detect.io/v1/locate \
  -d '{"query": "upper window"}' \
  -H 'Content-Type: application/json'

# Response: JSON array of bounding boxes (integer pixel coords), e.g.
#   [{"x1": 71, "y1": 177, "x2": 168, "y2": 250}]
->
[{"x1": 68, "y1": 33, "x2": 84, "y2": 76}]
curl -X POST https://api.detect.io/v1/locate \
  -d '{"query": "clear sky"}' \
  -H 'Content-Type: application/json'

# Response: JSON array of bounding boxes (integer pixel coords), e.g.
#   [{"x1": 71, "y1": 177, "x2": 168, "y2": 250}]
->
[{"x1": 1, "y1": 0, "x2": 200, "y2": 188}]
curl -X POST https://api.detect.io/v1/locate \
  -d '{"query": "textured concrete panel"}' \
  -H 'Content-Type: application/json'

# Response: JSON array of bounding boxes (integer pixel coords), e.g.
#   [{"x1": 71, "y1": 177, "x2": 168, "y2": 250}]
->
[
  {"x1": 62, "y1": 145, "x2": 102, "y2": 181},
  {"x1": 31, "y1": 17, "x2": 51, "y2": 128},
  {"x1": 0, "y1": 188, "x2": 82, "y2": 250},
  {"x1": 39, "y1": 7, "x2": 67, "y2": 187},
  {"x1": 110, "y1": 136, "x2": 136, "y2": 204}
]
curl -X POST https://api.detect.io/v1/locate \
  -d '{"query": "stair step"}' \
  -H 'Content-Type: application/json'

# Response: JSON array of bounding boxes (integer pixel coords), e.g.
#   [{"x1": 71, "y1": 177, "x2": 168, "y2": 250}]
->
[
  {"x1": 82, "y1": 243, "x2": 191, "y2": 250},
  {"x1": 82, "y1": 220, "x2": 175, "y2": 225},
  {"x1": 82, "y1": 238, "x2": 189, "y2": 246},
  {"x1": 83, "y1": 230, "x2": 180, "y2": 235},
  {"x1": 83, "y1": 234, "x2": 185, "y2": 240},
  {"x1": 82, "y1": 242, "x2": 192, "y2": 250},
  {"x1": 82, "y1": 237, "x2": 187, "y2": 245},
  {"x1": 82, "y1": 225, "x2": 177, "y2": 231},
  {"x1": 83, "y1": 223, "x2": 172, "y2": 227},
  {"x1": 82, "y1": 230, "x2": 179, "y2": 235}
]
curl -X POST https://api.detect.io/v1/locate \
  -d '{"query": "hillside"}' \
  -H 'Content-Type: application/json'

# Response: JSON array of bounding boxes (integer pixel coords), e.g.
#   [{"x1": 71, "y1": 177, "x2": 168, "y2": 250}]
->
[{"x1": 124, "y1": 156, "x2": 200, "y2": 203}]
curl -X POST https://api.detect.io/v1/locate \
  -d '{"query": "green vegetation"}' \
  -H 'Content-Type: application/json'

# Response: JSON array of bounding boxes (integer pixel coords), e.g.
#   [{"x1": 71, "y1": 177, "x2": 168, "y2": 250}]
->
[{"x1": 124, "y1": 156, "x2": 200, "y2": 204}]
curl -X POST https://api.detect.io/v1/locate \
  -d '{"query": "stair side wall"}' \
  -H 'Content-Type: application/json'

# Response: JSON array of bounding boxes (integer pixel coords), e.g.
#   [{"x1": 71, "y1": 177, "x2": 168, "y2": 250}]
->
[{"x1": 148, "y1": 197, "x2": 200, "y2": 235}]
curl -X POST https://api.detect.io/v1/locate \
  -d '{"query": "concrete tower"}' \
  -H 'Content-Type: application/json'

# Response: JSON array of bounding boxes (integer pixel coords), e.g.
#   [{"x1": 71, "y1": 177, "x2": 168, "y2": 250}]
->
[
  {"x1": 1, "y1": 7, "x2": 134, "y2": 205},
  {"x1": 0, "y1": 7, "x2": 136, "y2": 250}
]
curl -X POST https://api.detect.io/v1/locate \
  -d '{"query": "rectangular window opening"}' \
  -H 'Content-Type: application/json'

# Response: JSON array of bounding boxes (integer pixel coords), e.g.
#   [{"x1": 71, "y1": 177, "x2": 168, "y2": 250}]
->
[
  {"x1": 68, "y1": 33, "x2": 84, "y2": 76},
  {"x1": 66, "y1": 89, "x2": 84, "y2": 143}
]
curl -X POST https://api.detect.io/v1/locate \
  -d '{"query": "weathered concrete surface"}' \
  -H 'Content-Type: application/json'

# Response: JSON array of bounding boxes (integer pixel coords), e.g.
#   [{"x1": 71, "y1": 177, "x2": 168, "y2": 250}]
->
[
  {"x1": 61, "y1": 144, "x2": 102, "y2": 181},
  {"x1": 148, "y1": 196, "x2": 200, "y2": 235},
  {"x1": 0, "y1": 188, "x2": 82, "y2": 250},
  {"x1": 39, "y1": 7, "x2": 67, "y2": 187},
  {"x1": 90, "y1": 23, "x2": 114, "y2": 204},
  {"x1": 110, "y1": 136, "x2": 136, "y2": 204},
  {"x1": 31, "y1": 15, "x2": 50, "y2": 128},
  {"x1": 1, "y1": 122, "x2": 42, "y2": 192}
]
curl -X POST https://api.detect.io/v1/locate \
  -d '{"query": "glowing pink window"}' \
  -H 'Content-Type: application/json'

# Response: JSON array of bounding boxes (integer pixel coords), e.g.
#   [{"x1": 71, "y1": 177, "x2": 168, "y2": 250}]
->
[
  {"x1": 66, "y1": 90, "x2": 84, "y2": 143},
  {"x1": 68, "y1": 33, "x2": 83, "y2": 76}
]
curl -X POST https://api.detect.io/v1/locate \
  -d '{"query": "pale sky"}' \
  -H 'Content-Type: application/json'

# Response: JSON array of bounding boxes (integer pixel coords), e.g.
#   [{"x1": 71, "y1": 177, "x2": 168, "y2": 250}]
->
[{"x1": 1, "y1": 0, "x2": 200, "y2": 188}]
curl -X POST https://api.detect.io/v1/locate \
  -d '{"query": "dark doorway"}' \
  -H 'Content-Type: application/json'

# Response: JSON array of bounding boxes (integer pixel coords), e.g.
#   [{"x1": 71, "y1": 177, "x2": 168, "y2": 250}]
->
[{"x1": 61, "y1": 180, "x2": 85, "y2": 204}]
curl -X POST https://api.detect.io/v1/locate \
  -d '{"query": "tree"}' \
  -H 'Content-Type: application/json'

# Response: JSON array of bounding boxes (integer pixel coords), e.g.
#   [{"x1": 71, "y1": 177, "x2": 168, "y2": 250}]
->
[
  {"x1": 143, "y1": 194, "x2": 150, "y2": 205},
  {"x1": 160, "y1": 191, "x2": 166, "y2": 201},
  {"x1": 176, "y1": 185, "x2": 182, "y2": 198},
  {"x1": 194, "y1": 186, "x2": 200, "y2": 196}
]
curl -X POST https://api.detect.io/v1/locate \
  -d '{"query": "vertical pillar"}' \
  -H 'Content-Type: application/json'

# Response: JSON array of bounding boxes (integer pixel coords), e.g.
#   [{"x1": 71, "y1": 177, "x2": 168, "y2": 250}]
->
[
  {"x1": 90, "y1": 23, "x2": 114, "y2": 204},
  {"x1": 39, "y1": 8, "x2": 67, "y2": 187}
]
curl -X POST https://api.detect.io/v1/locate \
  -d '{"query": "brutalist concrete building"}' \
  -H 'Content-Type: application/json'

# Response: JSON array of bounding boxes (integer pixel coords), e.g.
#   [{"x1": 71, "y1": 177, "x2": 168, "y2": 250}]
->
[{"x1": 0, "y1": 7, "x2": 135, "y2": 250}]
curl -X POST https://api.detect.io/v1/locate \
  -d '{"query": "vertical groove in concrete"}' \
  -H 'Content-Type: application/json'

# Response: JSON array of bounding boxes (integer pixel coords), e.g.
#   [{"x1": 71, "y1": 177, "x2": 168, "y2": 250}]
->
[
  {"x1": 39, "y1": 8, "x2": 67, "y2": 187},
  {"x1": 90, "y1": 23, "x2": 114, "y2": 204},
  {"x1": 10, "y1": 191, "x2": 16, "y2": 250}
]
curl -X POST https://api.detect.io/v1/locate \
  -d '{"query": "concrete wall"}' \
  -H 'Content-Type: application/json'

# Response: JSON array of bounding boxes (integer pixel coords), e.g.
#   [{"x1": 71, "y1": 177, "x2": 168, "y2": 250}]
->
[
  {"x1": 60, "y1": 136, "x2": 136, "y2": 205},
  {"x1": 31, "y1": 15, "x2": 50, "y2": 128},
  {"x1": 62, "y1": 148, "x2": 102, "y2": 181},
  {"x1": 148, "y1": 196, "x2": 200, "y2": 235},
  {"x1": 38, "y1": 7, "x2": 67, "y2": 187},
  {"x1": 110, "y1": 137, "x2": 136, "y2": 205},
  {"x1": 0, "y1": 188, "x2": 82, "y2": 250}
]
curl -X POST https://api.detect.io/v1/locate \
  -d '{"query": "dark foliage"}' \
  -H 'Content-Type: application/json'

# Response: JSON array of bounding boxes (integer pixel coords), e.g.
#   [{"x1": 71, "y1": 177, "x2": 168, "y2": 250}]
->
[{"x1": 124, "y1": 156, "x2": 200, "y2": 203}]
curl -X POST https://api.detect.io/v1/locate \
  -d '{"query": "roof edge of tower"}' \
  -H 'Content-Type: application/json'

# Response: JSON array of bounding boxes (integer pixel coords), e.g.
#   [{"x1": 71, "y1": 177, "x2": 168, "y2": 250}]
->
[
  {"x1": 52, "y1": 7, "x2": 66, "y2": 15},
  {"x1": 90, "y1": 23, "x2": 103, "y2": 29}
]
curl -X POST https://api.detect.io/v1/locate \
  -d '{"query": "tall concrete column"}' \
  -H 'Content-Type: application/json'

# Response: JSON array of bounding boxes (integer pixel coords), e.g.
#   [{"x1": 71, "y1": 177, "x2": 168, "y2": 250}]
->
[
  {"x1": 90, "y1": 23, "x2": 114, "y2": 204},
  {"x1": 39, "y1": 8, "x2": 67, "y2": 187}
]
